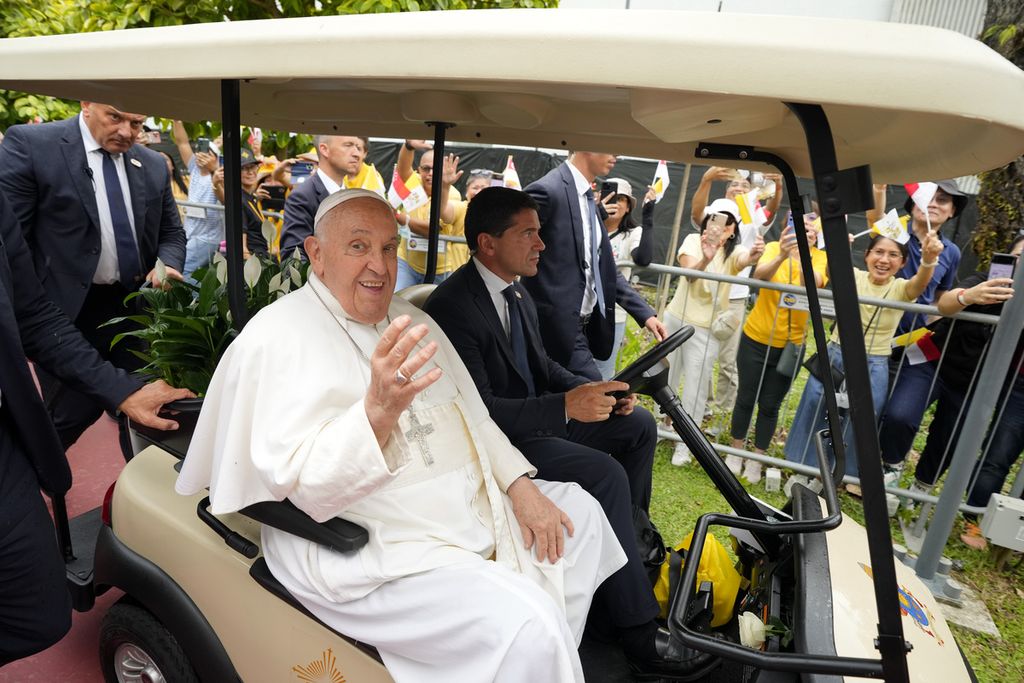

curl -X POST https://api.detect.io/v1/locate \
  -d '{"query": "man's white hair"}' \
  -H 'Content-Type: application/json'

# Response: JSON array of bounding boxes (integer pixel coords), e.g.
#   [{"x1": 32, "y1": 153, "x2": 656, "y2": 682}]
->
[{"x1": 313, "y1": 188, "x2": 395, "y2": 238}]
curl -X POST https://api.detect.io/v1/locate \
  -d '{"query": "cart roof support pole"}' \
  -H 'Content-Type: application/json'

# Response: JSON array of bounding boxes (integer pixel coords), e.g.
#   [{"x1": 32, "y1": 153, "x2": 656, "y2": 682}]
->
[
  {"x1": 787, "y1": 102, "x2": 911, "y2": 683},
  {"x1": 221, "y1": 79, "x2": 247, "y2": 331},
  {"x1": 423, "y1": 122, "x2": 454, "y2": 285}
]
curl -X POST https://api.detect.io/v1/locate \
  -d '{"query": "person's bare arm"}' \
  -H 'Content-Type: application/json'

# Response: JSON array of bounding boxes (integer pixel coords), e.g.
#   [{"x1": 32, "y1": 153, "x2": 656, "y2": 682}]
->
[
  {"x1": 905, "y1": 231, "x2": 945, "y2": 300},
  {"x1": 171, "y1": 120, "x2": 193, "y2": 168},
  {"x1": 690, "y1": 166, "x2": 734, "y2": 224},
  {"x1": 763, "y1": 172, "x2": 784, "y2": 220},
  {"x1": 211, "y1": 167, "x2": 225, "y2": 204},
  {"x1": 938, "y1": 278, "x2": 1014, "y2": 315},
  {"x1": 865, "y1": 183, "x2": 887, "y2": 225},
  {"x1": 398, "y1": 139, "x2": 431, "y2": 182}
]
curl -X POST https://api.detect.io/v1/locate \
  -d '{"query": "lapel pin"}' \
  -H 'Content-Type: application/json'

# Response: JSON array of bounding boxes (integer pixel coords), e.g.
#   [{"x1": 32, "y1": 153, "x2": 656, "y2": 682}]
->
[
  {"x1": 130, "y1": 158, "x2": 142, "y2": 168},
  {"x1": 514, "y1": 290, "x2": 522, "y2": 299}
]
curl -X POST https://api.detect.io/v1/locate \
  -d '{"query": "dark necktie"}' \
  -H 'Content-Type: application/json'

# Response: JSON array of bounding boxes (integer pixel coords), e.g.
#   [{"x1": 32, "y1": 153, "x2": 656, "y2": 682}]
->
[
  {"x1": 100, "y1": 150, "x2": 141, "y2": 288},
  {"x1": 583, "y1": 188, "x2": 607, "y2": 317},
  {"x1": 502, "y1": 284, "x2": 536, "y2": 397}
]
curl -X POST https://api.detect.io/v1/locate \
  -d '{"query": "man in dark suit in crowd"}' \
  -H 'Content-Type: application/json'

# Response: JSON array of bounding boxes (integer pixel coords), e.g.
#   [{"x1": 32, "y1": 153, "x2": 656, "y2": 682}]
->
[
  {"x1": 524, "y1": 152, "x2": 666, "y2": 380},
  {"x1": 0, "y1": 190, "x2": 190, "y2": 665},
  {"x1": 0, "y1": 102, "x2": 186, "y2": 460},
  {"x1": 424, "y1": 187, "x2": 714, "y2": 679},
  {"x1": 279, "y1": 135, "x2": 371, "y2": 258}
]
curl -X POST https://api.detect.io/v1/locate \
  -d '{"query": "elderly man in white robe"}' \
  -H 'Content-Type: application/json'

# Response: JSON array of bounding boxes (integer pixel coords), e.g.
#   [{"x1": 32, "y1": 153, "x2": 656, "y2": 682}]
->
[{"x1": 176, "y1": 188, "x2": 627, "y2": 682}]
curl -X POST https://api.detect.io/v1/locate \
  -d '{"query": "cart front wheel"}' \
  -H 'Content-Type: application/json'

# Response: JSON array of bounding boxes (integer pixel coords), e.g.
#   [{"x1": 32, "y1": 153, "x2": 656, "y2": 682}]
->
[{"x1": 99, "y1": 601, "x2": 198, "y2": 683}]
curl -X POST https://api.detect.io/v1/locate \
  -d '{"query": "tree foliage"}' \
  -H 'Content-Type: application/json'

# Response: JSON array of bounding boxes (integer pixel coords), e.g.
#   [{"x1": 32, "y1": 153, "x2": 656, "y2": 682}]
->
[
  {"x1": 974, "y1": 0, "x2": 1024, "y2": 266},
  {"x1": 0, "y1": 0, "x2": 556, "y2": 133}
]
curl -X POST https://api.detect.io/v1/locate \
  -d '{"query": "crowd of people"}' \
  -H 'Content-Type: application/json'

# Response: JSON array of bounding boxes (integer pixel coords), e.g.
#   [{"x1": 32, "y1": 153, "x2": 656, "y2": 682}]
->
[{"x1": 1, "y1": 102, "x2": 1021, "y2": 678}]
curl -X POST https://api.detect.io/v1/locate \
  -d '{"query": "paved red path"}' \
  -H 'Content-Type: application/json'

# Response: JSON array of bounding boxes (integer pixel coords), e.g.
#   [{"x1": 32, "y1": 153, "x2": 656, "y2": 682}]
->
[{"x1": 0, "y1": 416, "x2": 123, "y2": 683}]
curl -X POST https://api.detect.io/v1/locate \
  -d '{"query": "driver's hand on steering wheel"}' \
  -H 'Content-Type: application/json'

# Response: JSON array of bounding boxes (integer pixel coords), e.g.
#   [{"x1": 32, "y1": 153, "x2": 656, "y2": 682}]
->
[
  {"x1": 565, "y1": 381, "x2": 628, "y2": 422},
  {"x1": 613, "y1": 393, "x2": 638, "y2": 416}
]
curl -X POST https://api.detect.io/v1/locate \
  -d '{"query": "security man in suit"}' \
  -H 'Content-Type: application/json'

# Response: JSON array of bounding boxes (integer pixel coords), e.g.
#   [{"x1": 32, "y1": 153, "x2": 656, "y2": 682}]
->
[
  {"x1": 524, "y1": 152, "x2": 666, "y2": 380},
  {"x1": 0, "y1": 189, "x2": 191, "y2": 665},
  {"x1": 0, "y1": 102, "x2": 186, "y2": 460},
  {"x1": 424, "y1": 187, "x2": 715, "y2": 680},
  {"x1": 279, "y1": 135, "x2": 373, "y2": 258}
]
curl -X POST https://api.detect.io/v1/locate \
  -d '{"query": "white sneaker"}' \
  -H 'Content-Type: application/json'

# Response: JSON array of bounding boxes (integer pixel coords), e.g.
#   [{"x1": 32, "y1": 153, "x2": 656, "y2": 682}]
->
[
  {"x1": 724, "y1": 455, "x2": 743, "y2": 475},
  {"x1": 672, "y1": 443, "x2": 692, "y2": 466},
  {"x1": 882, "y1": 463, "x2": 904, "y2": 488},
  {"x1": 743, "y1": 460, "x2": 763, "y2": 484}
]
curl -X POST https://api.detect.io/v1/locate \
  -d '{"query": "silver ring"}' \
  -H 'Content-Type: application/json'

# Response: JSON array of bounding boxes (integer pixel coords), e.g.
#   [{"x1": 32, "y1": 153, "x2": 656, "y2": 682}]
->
[{"x1": 395, "y1": 369, "x2": 409, "y2": 385}]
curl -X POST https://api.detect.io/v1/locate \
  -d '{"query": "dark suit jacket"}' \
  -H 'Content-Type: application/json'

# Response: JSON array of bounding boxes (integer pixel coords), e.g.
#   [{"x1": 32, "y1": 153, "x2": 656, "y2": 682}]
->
[
  {"x1": 0, "y1": 116, "x2": 185, "y2": 321},
  {"x1": 279, "y1": 174, "x2": 330, "y2": 259},
  {"x1": 523, "y1": 162, "x2": 655, "y2": 363},
  {"x1": 0, "y1": 191, "x2": 140, "y2": 495},
  {"x1": 424, "y1": 261, "x2": 588, "y2": 443}
]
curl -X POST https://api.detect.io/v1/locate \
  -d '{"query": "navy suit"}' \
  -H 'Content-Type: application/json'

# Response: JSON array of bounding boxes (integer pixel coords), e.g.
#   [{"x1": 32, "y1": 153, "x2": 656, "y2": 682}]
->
[
  {"x1": 0, "y1": 116, "x2": 183, "y2": 457},
  {"x1": 524, "y1": 162, "x2": 655, "y2": 379},
  {"x1": 425, "y1": 261, "x2": 659, "y2": 630},
  {"x1": 0, "y1": 190, "x2": 141, "y2": 664},
  {"x1": 279, "y1": 174, "x2": 330, "y2": 259}
]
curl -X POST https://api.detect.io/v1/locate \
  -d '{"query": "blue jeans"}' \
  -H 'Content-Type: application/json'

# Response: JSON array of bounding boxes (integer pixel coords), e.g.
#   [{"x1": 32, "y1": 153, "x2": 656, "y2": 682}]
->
[
  {"x1": 878, "y1": 360, "x2": 938, "y2": 465},
  {"x1": 395, "y1": 257, "x2": 449, "y2": 292},
  {"x1": 184, "y1": 237, "x2": 221, "y2": 279},
  {"x1": 784, "y1": 343, "x2": 889, "y2": 478},
  {"x1": 594, "y1": 320, "x2": 626, "y2": 380}
]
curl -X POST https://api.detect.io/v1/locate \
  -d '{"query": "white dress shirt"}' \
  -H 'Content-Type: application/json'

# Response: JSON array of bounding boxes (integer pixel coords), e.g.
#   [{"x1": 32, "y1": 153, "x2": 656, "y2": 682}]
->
[
  {"x1": 566, "y1": 162, "x2": 600, "y2": 315},
  {"x1": 473, "y1": 257, "x2": 514, "y2": 338},
  {"x1": 79, "y1": 114, "x2": 137, "y2": 285},
  {"x1": 316, "y1": 167, "x2": 342, "y2": 195}
]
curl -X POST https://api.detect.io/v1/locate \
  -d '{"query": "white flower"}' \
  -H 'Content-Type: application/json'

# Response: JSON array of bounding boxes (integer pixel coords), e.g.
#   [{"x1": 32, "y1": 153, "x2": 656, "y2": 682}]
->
[
  {"x1": 738, "y1": 611, "x2": 766, "y2": 649},
  {"x1": 212, "y1": 252, "x2": 227, "y2": 285},
  {"x1": 261, "y1": 219, "x2": 276, "y2": 247},
  {"x1": 243, "y1": 255, "x2": 262, "y2": 289},
  {"x1": 154, "y1": 257, "x2": 167, "y2": 284}
]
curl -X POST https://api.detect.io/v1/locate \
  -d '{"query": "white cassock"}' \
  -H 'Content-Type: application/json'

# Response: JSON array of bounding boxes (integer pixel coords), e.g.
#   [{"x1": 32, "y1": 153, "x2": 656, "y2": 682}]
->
[{"x1": 176, "y1": 272, "x2": 626, "y2": 683}]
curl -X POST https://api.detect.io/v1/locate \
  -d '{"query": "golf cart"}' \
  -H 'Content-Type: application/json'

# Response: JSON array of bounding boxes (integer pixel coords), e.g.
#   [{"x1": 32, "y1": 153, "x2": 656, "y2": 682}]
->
[{"x1": 2, "y1": 9, "x2": 1022, "y2": 682}]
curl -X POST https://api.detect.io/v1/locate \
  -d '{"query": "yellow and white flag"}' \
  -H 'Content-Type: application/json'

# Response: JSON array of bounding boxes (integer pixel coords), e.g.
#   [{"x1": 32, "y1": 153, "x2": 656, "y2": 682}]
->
[
  {"x1": 502, "y1": 155, "x2": 521, "y2": 190},
  {"x1": 652, "y1": 160, "x2": 670, "y2": 203},
  {"x1": 734, "y1": 190, "x2": 768, "y2": 227},
  {"x1": 871, "y1": 209, "x2": 911, "y2": 244}
]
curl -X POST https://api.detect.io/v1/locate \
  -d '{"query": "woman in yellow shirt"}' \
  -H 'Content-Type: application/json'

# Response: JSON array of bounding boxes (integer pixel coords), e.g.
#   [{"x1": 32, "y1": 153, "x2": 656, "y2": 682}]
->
[
  {"x1": 785, "y1": 230, "x2": 944, "y2": 479},
  {"x1": 728, "y1": 213, "x2": 827, "y2": 482}
]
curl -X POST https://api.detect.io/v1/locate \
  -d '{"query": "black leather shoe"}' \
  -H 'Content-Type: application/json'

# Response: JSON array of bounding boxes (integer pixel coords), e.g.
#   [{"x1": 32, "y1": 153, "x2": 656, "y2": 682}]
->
[{"x1": 626, "y1": 627, "x2": 719, "y2": 681}]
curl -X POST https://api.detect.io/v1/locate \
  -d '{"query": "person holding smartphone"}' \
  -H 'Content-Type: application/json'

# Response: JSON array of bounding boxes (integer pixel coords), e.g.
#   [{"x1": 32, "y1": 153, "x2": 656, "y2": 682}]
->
[
  {"x1": 172, "y1": 120, "x2": 224, "y2": 277},
  {"x1": 729, "y1": 211, "x2": 828, "y2": 483},
  {"x1": 663, "y1": 198, "x2": 765, "y2": 465},
  {"x1": 908, "y1": 236, "x2": 1022, "y2": 548}
]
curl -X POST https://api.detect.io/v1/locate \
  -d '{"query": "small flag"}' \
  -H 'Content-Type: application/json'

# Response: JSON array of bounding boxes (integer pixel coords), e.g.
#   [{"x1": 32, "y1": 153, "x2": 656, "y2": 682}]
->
[
  {"x1": 905, "y1": 182, "x2": 937, "y2": 215},
  {"x1": 734, "y1": 190, "x2": 768, "y2": 228},
  {"x1": 387, "y1": 166, "x2": 428, "y2": 211},
  {"x1": 502, "y1": 155, "x2": 521, "y2": 189},
  {"x1": 652, "y1": 160, "x2": 670, "y2": 203},
  {"x1": 346, "y1": 163, "x2": 386, "y2": 197},
  {"x1": 896, "y1": 329, "x2": 941, "y2": 365},
  {"x1": 871, "y1": 209, "x2": 911, "y2": 244}
]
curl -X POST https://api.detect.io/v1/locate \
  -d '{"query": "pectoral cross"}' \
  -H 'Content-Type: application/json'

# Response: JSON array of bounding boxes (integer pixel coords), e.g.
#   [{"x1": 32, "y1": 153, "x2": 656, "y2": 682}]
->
[{"x1": 405, "y1": 408, "x2": 435, "y2": 466}]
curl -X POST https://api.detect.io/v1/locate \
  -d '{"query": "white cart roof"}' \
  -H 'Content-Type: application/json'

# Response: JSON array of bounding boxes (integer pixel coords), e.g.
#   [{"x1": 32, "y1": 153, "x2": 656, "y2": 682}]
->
[{"x1": 1, "y1": 9, "x2": 1022, "y2": 181}]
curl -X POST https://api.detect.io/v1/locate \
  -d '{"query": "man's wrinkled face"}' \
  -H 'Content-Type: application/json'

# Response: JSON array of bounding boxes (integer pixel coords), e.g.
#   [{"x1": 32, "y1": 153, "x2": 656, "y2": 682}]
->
[
  {"x1": 480, "y1": 208, "x2": 545, "y2": 281},
  {"x1": 304, "y1": 198, "x2": 398, "y2": 324},
  {"x1": 81, "y1": 102, "x2": 145, "y2": 154},
  {"x1": 321, "y1": 136, "x2": 367, "y2": 179},
  {"x1": 911, "y1": 188, "x2": 956, "y2": 229}
]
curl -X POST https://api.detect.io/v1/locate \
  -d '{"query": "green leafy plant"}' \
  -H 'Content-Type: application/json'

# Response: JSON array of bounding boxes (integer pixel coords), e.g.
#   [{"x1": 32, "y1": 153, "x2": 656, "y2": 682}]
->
[{"x1": 105, "y1": 244, "x2": 309, "y2": 395}]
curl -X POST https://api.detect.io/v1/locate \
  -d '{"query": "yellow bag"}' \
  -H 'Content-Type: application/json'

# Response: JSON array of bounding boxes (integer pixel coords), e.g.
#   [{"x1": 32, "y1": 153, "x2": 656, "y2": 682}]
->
[{"x1": 653, "y1": 532, "x2": 741, "y2": 627}]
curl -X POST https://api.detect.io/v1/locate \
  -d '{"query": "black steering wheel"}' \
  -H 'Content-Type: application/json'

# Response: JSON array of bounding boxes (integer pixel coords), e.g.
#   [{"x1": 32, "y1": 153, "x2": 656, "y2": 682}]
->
[{"x1": 610, "y1": 325, "x2": 694, "y2": 397}]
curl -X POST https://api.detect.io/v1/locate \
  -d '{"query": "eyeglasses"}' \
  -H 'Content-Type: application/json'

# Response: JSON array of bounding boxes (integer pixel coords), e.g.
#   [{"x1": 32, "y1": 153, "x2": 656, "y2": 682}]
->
[
  {"x1": 418, "y1": 166, "x2": 433, "y2": 174},
  {"x1": 469, "y1": 169, "x2": 494, "y2": 176},
  {"x1": 868, "y1": 248, "x2": 903, "y2": 259}
]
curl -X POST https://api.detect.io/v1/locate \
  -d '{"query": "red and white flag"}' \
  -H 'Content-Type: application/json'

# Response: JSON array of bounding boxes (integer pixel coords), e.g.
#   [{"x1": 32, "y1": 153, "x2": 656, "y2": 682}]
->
[
  {"x1": 905, "y1": 183, "x2": 937, "y2": 231},
  {"x1": 387, "y1": 166, "x2": 427, "y2": 211}
]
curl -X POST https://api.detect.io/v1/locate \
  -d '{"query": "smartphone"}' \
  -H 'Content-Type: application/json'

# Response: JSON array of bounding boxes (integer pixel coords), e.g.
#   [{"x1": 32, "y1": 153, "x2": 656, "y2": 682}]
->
[
  {"x1": 988, "y1": 252, "x2": 1017, "y2": 282},
  {"x1": 600, "y1": 181, "x2": 618, "y2": 200},
  {"x1": 262, "y1": 185, "x2": 286, "y2": 211},
  {"x1": 195, "y1": 137, "x2": 211, "y2": 154},
  {"x1": 291, "y1": 161, "x2": 314, "y2": 183}
]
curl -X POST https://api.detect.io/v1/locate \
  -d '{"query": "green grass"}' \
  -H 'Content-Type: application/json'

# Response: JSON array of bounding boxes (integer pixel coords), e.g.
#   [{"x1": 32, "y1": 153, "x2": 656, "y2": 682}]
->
[{"x1": 617, "y1": 287, "x2": 1023, "y2": 683}]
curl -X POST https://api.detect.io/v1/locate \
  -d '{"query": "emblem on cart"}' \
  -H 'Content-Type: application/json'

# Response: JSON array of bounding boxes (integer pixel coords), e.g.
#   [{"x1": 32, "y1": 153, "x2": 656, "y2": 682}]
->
[
  {"x1": 293, "y1": 647, "x2": 347, "y2": 682},
  {"x1": 859, "y1": 564, "x2": 943, "y2": 645}
]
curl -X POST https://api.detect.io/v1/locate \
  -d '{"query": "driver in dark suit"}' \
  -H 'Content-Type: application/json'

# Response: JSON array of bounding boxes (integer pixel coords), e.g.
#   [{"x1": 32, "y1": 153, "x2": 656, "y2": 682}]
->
[
  {"x1": 424, "y1": 187, "x2": 713, "y2": 679},
  {"x1": 0, "y1": 190, "x2": 191, "y2": 665},
  {"x1": 0, "y1": 102, "x2": 186, "y2": 460}
]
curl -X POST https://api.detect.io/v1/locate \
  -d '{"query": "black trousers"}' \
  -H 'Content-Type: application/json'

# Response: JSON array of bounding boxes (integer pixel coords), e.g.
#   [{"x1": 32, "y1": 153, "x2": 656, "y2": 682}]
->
[
  {"x1": 0, "y1": 416, "x2": 71, "y2": 666},
  {"x1": 516, "y1": 406, "x2": 659, "y2": 628},
  {"x1": 36, "y1": 284, "x2": 141, "y2": 461}
]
